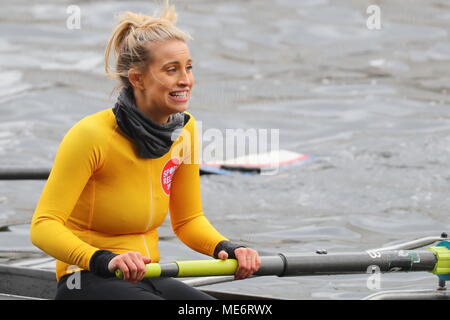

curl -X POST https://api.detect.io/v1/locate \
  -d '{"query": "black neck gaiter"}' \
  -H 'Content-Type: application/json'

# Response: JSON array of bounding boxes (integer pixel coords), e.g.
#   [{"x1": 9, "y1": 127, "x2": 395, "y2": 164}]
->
[{"x1": 112, "y1": 87, "x2": 190, "y2": 159}]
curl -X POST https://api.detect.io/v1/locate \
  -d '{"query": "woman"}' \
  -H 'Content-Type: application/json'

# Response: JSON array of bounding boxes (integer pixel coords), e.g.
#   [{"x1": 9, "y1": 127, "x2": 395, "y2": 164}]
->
[{"x1": 30, "y1": 1, "x2": 260, "y2": 300}]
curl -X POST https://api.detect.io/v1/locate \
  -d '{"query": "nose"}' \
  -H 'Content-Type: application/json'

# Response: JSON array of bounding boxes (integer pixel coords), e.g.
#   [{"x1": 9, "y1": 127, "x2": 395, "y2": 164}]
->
[{"x1": 177, "y1": 69, "x2": 193, "y2": 87}]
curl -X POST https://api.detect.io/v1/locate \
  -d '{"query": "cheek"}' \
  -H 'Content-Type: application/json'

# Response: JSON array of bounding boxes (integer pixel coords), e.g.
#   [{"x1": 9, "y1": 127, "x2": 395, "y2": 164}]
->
[
  {"x1": 145, "y1": 71, "x2": 172, "y2": 92},
  {"x1": 157, "y1": 77, "x2": 174, "y2": 90},
  {"x1": 146, "y1": 82, "x2": 171, "y2": 100}
]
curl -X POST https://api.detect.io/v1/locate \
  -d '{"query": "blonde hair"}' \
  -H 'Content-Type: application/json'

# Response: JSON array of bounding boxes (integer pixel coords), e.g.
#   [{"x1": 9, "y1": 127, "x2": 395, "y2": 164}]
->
[{"x1": 104, "y1": 0, "x2": 192, "y2": 88}]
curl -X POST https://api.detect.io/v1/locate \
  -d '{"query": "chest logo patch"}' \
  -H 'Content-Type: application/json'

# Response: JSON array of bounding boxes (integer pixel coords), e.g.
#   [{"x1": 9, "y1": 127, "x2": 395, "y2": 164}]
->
[{"x1": 161, "y1": 158, "x2": 181, "y2": 195}]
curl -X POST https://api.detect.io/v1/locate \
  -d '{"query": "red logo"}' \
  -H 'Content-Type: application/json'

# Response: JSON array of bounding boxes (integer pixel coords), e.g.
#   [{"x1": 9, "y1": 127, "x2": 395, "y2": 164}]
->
[{"x1": 161, "y1": 158, "x2": 181, "y2": 195}]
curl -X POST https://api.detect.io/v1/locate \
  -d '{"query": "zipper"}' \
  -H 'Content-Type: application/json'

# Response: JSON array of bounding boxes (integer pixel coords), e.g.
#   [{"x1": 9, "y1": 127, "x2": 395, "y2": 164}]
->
[
  {"x1": 142, "y1": 161, "x2": 154, "y2": 259},
  {"x1": 141, "y1": 234, "x2": 151, "y2": 259}
]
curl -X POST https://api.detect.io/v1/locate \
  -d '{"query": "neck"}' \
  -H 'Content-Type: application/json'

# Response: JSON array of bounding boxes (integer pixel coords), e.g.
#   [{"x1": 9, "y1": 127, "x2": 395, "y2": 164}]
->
[{"x1": 133, "y1": 89, "x2": 170, "y2": 125}]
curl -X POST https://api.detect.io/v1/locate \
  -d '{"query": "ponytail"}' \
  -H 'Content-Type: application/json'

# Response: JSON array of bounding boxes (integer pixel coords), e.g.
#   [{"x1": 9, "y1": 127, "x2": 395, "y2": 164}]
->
[{"x1": 104, "y1": 0, "x2": 191, "y2": 88}]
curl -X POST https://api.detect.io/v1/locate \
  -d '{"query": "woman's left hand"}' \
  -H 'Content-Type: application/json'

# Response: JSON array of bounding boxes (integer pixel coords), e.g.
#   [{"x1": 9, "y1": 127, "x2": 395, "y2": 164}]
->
[{"x1": 217, "y1": 248, "x2": 261, "y2": 280}]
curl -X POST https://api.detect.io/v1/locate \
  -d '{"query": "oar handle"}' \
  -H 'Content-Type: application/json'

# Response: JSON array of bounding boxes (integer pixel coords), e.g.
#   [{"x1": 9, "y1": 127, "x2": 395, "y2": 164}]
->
[{"x1": 115, "y1": 259, "x2": 239, "y2": 279}]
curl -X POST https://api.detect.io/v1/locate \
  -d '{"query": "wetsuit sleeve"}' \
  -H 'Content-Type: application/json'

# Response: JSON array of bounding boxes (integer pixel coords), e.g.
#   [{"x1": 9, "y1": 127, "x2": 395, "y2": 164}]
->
[
  {"x1": 169, "y1": 115, "x2": 229, "y2": 257},
  {"x1": 30, "y1": 119, "x2": 103, "y2": 270},
  {"x1": 213, "y1": 240, "x2": 246, "y2": 259}
]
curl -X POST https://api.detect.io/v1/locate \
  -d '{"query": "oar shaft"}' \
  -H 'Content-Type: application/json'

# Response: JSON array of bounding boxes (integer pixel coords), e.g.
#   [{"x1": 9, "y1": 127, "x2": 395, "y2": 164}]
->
[
  {"x1": 0, "y1": 168, "x2": 50, "y2": 180},
  {"x1": 115, "y1": 249, "x2": 441, "y2": 279},
  {"x1": 0, "y1": 167, "x2": 213, "y2": 180},
  {"x1": 279, "y1": 250, "x2": 437, "y2": 276}
]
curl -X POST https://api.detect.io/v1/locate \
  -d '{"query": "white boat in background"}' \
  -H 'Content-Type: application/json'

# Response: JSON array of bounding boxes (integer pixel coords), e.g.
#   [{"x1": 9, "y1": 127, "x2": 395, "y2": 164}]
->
[{"x1": 200, "y1": 150, "x2": 313, "y2": 175}]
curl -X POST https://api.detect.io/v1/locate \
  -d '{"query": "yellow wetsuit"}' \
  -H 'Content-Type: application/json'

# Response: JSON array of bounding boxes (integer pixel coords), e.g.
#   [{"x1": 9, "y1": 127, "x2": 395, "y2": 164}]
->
[{"x1": 30, "y1": 108, "x2": 228, "y2": 280}]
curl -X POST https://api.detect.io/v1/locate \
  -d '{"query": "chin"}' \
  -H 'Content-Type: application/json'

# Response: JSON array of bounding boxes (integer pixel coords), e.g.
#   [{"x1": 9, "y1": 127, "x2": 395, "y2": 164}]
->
[{"x1": 169, "y1": 102, "x2": 190, "y2": 114}]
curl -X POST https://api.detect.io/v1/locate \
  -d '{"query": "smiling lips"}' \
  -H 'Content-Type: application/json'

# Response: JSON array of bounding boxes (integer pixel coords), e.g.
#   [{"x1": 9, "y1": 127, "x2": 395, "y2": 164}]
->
[{"x1": 169, "y1": 90, "x2": 189, "y2": 102}]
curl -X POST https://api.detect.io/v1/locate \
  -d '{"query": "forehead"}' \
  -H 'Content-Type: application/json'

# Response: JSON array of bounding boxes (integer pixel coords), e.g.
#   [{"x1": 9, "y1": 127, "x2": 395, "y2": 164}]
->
[{"x1": 148, "y1": 40, "x2": 191, "y2": 64}]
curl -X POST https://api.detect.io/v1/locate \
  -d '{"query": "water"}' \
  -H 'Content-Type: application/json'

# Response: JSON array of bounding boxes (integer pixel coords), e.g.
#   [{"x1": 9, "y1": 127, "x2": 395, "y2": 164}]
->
[{"x1": 1, "y1": 0, "x2": 450, "y2": 299}]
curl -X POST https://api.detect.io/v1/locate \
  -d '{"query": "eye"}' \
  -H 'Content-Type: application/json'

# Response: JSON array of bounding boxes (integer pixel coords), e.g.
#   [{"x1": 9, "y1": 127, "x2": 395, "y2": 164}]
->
[
  {"x1": 187, "y1": 65, "x2": 193, "y2": 71},
  {"x1": 167, "y1": 67, "x2": 176, "y2": 73}
]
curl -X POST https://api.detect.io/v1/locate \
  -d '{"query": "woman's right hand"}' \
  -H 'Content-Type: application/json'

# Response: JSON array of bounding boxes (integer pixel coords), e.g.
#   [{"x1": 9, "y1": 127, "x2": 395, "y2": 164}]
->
[{"x1": 107, "y1": 251, "x2": 151, "y2": 283}]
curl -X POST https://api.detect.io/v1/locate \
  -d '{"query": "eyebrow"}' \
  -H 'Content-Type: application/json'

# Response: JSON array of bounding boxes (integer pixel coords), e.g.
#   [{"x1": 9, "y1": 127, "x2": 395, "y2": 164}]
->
[{"x1": 161, "y1": 59, "x2": 192, "y2": 68}]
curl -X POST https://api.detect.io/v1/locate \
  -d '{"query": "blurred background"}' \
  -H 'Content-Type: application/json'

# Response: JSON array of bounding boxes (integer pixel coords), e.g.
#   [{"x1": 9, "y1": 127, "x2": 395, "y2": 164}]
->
[{"x1": 0, "y1": 0, "x2": 450, "y2": 299}]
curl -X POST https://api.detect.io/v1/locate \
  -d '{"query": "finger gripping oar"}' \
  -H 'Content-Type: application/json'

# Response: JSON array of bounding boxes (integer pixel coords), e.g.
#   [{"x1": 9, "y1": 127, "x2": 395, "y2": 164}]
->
[{"x1": 115, "y1": 259, "x2": 239, "y2": 279}]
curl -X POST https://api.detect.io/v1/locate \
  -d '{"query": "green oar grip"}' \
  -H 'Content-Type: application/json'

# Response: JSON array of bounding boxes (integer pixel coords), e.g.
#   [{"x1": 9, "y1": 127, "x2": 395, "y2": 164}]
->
[
  {"x1": 115, "y1": 262, "x2": 162, "y2": 279},
  {"x1": 176, "y1": 259, "x2": 238, "y2": 277},
  {"x1": 115, "y1": 259, "x2": 238, "y2": 279}
]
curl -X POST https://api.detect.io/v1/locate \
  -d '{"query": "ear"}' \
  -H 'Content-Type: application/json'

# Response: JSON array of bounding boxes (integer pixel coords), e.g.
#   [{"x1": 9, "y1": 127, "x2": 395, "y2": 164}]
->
[{"x1": 128, "y1": 68, "x2": 145, "y2": 91}]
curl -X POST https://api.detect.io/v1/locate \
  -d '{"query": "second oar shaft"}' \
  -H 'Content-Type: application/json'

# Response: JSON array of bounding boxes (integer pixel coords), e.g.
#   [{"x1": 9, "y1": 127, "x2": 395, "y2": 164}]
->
[{"x1": 0, "y1": 168, "x2": 50, "y2": 180}]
